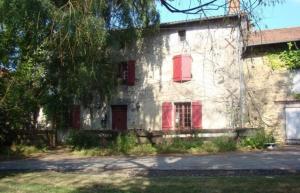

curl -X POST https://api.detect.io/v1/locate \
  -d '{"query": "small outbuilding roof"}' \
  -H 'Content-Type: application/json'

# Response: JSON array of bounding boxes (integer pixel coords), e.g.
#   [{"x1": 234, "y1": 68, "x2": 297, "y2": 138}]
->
[{"x1": 248, "y1": 26, "x2": 300, "y2": 46}]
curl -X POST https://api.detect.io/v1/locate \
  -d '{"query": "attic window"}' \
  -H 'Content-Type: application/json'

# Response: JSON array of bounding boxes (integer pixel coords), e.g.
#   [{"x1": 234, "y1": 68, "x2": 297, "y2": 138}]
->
[{"x1": 178, "y1": 30, "x2": 186, "y2": 41}]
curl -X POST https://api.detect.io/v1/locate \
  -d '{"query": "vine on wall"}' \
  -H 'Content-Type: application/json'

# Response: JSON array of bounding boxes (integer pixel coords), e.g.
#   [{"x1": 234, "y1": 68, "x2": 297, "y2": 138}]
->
[{"x1": 267, "y1": 42, "x2": 300, "y2": 70}]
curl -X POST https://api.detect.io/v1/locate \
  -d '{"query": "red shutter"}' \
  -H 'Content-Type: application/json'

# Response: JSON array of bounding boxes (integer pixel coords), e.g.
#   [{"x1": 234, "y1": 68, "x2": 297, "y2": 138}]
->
[
  {"x1": 173, "y1": 56, "x2": 182, "y2": 82},
  {"x1": 192, "y1": 101, "x2": 202, "y2": 129},
  {"x1": 127, "y1": 60, "x2": 135, "y2": 86},
  {"x1": 71, "y1": 105, "x2": 81, "y2": 129},
  {"x1": 162, "y1": 102, "x2": 173, "y2": 130},
  {"x1": 182, "y1": 55, "x2": 192, "y2": 81},
  {"x1": 173, "y1": 55, "x2": 192, "y2": 82}
]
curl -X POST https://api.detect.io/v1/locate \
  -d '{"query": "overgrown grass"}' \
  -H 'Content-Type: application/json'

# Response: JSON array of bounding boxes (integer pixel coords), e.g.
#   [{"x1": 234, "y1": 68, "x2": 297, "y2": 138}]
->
[
  {"x1": 0, "y1": 144, "x2": 47, "y2": 160},
  {"x1": 71, "y1": 133, "x2": 238, "y2": 157},
  {"x1": 60, "y1": 129, "x2": 277, "y2": 157},
  {"x1": 0, "y1": 171, "x2": 300, "y2": 193},
  {"x1": 239, "y1": 130, "x2": 275, "y2": 149}
]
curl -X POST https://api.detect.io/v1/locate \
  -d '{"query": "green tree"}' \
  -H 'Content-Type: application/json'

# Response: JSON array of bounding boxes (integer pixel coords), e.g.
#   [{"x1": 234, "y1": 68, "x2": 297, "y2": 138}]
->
[{"x1": 0, "y1": 0, "x2": 159, "y2": 145}]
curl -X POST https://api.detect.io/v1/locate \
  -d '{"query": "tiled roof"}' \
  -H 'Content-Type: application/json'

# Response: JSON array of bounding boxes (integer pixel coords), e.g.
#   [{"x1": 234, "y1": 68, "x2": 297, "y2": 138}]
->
[
  {"x1": 248, "y1": 27, "x2": 300, "y2": 46},
  {"x1": 160, "y1": 14, "x2": 239, "y2": 28}
]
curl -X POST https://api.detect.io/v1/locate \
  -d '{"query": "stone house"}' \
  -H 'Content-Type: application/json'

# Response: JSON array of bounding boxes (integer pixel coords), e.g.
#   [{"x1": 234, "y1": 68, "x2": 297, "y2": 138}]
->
[
  {"x1": 40, "y1": 2, "x2": 300, "y2": 144},
  {"x1": 76, "y1": 13, "x2": 248, "y2": 134}
]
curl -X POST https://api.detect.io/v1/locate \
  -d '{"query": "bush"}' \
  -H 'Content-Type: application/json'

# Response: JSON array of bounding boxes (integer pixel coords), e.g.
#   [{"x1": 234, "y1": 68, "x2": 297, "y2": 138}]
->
[
  {"x1": 66, "y1": 131, "x2": 100, "y2": 149},
  {"x1": 129, "y1": 143, "x2": 157, "y2": 155},
  {"x1": 156, "y1": 137, "x2": 203, "y2": 154},
  {"x1": 240, "y1": 130, "x2": 275, "y2": 149},
  {"x1": 212, "y1": 137, "x2": 237, "y2": 152},
  {"x1": 0, "y1": 144, "x2": 47, "y2": 160},
  {"x1": 113, "y1": 132, "x2": 138, "y2": 153},
  {"x1": 201, "y1": 141, "x2": 218, "y2": 153},
  {"x1": 73, "y1": 148, "x2": 113, "y2": 157}
]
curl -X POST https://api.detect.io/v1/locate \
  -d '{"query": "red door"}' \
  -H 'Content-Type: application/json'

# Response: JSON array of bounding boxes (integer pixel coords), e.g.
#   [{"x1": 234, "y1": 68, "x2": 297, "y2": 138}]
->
[
  {"x1": 111, "y1": 105, "x2": 127, "y2": 131},
  {"x1": 71, "y1": 105, "x2": 81, "y2": 129}
]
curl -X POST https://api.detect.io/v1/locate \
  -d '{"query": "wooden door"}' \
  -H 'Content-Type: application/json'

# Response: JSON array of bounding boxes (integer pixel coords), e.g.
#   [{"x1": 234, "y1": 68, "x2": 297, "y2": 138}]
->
[{"x1": 111, "y1": 105, "x2": 127, "y2": 131}]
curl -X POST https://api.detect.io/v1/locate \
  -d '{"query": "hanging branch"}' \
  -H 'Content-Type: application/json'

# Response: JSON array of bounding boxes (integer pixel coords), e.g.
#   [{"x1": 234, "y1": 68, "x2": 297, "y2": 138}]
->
[{"x1": 159, "y1": 0, "x2": 281, "y2": 16}]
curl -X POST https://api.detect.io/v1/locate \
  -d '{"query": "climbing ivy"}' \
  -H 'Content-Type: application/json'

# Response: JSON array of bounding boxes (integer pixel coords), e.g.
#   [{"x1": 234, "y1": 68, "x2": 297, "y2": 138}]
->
[
  {"x1": 266, "y1": 42, "x2": 300, "y2": 70},
  {"x1": 266, "y1": 53, "x2": 286, "y2": 70},
  {"x1": 279, "y1": 42, "x2": 300, "y2": 70}
]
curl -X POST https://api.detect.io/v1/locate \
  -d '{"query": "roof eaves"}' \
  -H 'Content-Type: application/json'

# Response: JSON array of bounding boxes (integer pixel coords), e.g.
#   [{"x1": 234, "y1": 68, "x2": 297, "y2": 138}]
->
[
  {"x1": 247, "y1": 38, "x2": 300, "y2": 47},
  {"x1": 159, "y1": 14, "x2": 239, "y2": 28}
]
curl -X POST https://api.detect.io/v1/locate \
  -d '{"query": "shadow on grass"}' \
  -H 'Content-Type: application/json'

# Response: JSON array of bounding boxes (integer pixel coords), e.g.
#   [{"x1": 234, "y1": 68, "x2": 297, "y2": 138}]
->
[
  {"x1": 70, "y1": 175, "x2": 300, "y2": 193},
  {"x1": 0, "y1": 170, "x2": 300, "y2": 193}
]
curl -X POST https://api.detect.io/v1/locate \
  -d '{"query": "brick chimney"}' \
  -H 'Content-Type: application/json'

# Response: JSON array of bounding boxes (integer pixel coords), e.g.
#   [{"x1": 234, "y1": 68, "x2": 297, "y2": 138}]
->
[{"x1": 228, "y1": 0, "x2": 240, "y2": 14}]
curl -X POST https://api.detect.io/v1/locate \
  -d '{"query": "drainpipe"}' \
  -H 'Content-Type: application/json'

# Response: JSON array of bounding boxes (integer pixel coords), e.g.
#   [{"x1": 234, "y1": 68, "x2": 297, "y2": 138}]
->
[{"x1": 238, "y1": 14, "x2": 246, "y2": 129}]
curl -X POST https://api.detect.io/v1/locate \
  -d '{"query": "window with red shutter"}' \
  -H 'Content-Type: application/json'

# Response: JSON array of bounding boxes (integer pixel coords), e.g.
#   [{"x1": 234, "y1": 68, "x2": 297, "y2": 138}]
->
[
  {"x1": 192, "y1": 101, "x2": 202, "y2": 129},
  {"x1": 173, "y1": 55, "x2": 192, "y2": 82},
  {"x1": 127, "y1": 60, "x2": 135, "y2": 86},
  {"x1": 175, "y1": 103, "x2": 191, "y2": 130},
  {"x1": 162, "y1": 102, "x2": 173, "y2": 130},
  {"x1": 118, "y1": 61, "x2": 135, "y2": 85}
]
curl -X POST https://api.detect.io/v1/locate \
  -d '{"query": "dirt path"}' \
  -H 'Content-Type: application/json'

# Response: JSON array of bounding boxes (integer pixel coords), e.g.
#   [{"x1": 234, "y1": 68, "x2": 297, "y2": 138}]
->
[{"x1": 0, "y1": 146, "x2": 300, "y2": 176}]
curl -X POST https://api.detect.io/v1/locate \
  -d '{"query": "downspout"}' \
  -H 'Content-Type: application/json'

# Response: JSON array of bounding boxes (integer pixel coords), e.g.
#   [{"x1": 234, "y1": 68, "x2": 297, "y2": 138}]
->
[{"x1": 238, "y1": 14, "x2": 247, "y2": 128}]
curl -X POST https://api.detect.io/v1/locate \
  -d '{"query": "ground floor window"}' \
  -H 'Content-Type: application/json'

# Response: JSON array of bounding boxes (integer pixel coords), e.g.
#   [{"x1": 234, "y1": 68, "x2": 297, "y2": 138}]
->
[{"x1": 175, "y1": 102, "x2": 191, "y2": 129}]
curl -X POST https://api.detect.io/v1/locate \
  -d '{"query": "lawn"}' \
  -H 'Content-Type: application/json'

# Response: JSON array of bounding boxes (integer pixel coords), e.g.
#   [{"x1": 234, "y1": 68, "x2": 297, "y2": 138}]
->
[{"x1": 0, "y1": 171, "x2": 299, "y2": 193}]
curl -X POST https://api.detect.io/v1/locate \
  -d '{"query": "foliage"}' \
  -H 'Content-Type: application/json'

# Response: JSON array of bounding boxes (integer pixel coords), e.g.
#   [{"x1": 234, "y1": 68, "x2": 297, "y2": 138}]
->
[
  {"x1": 267, "y1": 42, "x2": 300, "y2": 70},
  {"x1": 0, "y1": 144, "x2": 47, "y2": 160},
  {"x1": 266, "y1": 53, "x2": 286, "y2": 70},
  {"x1": 211, "y1": 137, "x2": 237, "y2": 152},
  {"x1": 66, "y1": 130, "x2": 100, "y2": 149},
  {"x1": 0, "y1": 0, "x2": 159, "y2": 146},
  {"x1": 157, "y1": 137, "x2": 203, "y2": 154},
  {"x1": 69, "y1": 134, "x2": 240, "y2": 156},
  {"x1": 113, "y1": 132, "x2": 138, "y2": 153},
  {"x1": 240, "y1": 130, "x2": 275, "y2": 149},
  {"x1": 128, "y1": 143, "x2": 157, "y2": 155},
  {"x1": 0, "y1": 61, "x2": 44, "y2": 146},
  {"x1": 279, "y1": 42, "x2": 300, "y2": 70}
]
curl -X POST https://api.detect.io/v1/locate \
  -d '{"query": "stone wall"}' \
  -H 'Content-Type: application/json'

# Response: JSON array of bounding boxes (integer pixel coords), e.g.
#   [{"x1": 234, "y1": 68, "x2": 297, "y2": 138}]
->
[
  {"x1": 243, "y1": 53, "x2": 293, "y2": 143},
  {"x1": 105, "y1": 20, "x2": 243, "y2": 131}
]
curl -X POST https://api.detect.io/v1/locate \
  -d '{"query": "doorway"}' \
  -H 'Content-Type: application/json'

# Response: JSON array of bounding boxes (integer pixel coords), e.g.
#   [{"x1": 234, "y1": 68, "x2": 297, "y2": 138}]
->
[{"x1": 111, "y1": 105, "x2": 127, "y2": 131}]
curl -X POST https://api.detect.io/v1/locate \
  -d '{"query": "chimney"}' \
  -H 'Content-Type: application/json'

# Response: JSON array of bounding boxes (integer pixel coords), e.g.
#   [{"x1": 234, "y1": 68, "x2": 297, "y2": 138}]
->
[{"x1": 228, "y1": 0, "x2": 240, "y2": 14}]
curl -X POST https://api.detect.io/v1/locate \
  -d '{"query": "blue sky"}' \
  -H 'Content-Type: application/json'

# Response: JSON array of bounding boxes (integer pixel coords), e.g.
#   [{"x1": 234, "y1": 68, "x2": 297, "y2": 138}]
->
[{"x1": 157, "y1": 0, "x2": 300, "y2": 30}]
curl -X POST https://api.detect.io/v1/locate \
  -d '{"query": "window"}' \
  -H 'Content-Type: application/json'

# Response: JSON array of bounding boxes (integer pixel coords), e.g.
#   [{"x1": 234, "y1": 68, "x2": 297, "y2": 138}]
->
[
  {"x1": 175, "y1": 103, "x2": 191, "y2": 129},
  {"x1": 118, "y1": 62, "x2": 128, "y2": 84},
  {"x1": 178, "y1": 30, "x2": 186, "y2": 41},
  {"x1": 173, "y1": 55, "x2": 192, "y2": 82},
  {"x1": 161, "y1": 101, "x2": 202, "y2": 130},
  {"x1": 118, "y1": 60, "x2": 135, "y2": 85}
]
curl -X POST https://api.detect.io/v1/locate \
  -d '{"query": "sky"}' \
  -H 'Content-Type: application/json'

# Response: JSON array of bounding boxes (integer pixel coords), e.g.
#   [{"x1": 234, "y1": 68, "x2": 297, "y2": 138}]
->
[{"x1": 157, "y1": 0, "x2": 300, "y2": 30}]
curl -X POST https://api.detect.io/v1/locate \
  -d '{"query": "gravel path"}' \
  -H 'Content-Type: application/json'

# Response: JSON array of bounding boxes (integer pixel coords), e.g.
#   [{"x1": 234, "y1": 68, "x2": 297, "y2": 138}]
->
[{"x1": 1, "y1": 146, "x2": 300, "y2": 176}]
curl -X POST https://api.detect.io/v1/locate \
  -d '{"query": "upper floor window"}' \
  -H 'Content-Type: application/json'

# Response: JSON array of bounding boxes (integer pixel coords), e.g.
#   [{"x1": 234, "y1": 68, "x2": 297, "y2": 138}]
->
[
  {"x1": 118, "y1": 60, "x2": 135, "y2": 86},
  {"x1": 173, "y1": 55, "x2": 192, "y2": 82},
  {"x1": 178, "y1": 30, "x2": 186, "y2": 41}
]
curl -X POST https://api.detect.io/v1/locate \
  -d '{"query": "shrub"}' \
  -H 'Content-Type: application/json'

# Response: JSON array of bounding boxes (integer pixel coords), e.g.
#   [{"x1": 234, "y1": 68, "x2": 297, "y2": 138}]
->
[
  {"x1": 0, "y1": 144, "x2": 47, "y2": 159},
  {"x1": 129, "y1": 143, "x2": 157, "y2": 155},
  {"x1": 240, "y1": 130, "x2": 275, "y2": 149},
  {"x1": 201, "y1": 141, "x2": 218, "y2": 153},
  {"x1": 66, "y1": 131, "x2": 100, "y2": 149},
  {"x1": 156, "y1": 137, "x2": 203, "y2": 154},
  {"x1": 113, "y1": 132, "x2": 138, "y2": 153},
  {"x1": 212, "y1": 137, "x2": 237, "y2": 152},
  {"x1": 73, "y1": 148, "x2": 113, "y2": 157}
]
